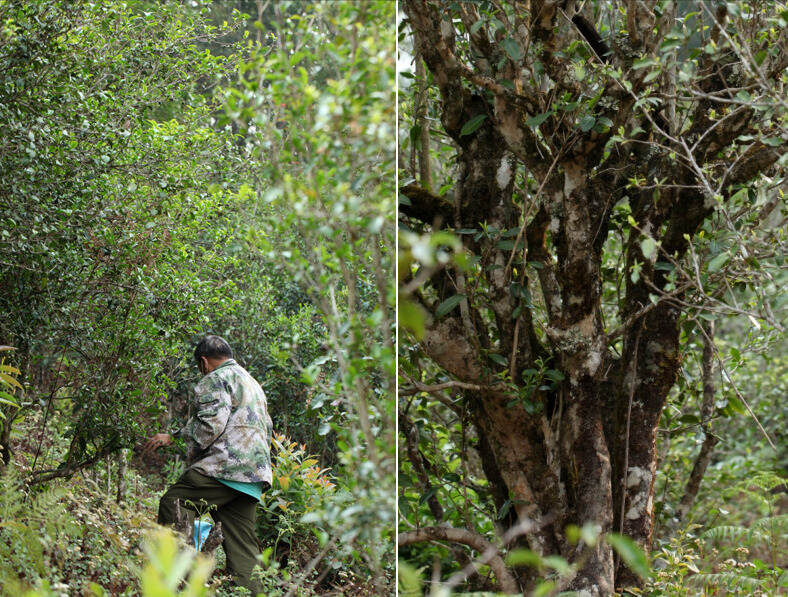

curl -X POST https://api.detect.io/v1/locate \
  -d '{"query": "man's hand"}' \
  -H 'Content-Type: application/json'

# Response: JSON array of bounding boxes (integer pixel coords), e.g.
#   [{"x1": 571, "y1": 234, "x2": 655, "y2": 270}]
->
[{"x1": 142, "y1": 432, "x2": 172, "y2": 456}]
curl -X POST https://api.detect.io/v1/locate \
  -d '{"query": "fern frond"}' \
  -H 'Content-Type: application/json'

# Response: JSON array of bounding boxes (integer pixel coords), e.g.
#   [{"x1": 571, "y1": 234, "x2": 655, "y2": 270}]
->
[
  {"x1": 688, "y1": 571, "x2": 764, "y2": 591},
  {"x1": 752, "y1": 513, "x2": 788, "y2": 535},
  {"x1": 702, "y1": 525, "x2": 750, "y2": 543},
  {"x1": 735, "y1": 471, "x2": 787, "y2": 493}
]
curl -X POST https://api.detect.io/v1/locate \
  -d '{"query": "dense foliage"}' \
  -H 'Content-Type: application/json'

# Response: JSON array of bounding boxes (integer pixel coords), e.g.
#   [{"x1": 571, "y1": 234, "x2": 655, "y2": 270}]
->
[{"x1": 1, "y1": 0, "x2": 393, "y2": 594}]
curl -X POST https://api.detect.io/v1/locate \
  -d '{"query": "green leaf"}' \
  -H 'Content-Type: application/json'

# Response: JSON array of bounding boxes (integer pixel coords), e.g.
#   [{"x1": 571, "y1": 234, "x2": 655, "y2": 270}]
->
[
  {"x1": 640, "y1": 237, "x2": 658, "y2": 260},
  {"x1": 607, "y1": 533, "x2": 650, "y2": 579},
  {"x1": 505, "y1": 548, "x2": 541, "y2": 567},
  {"x1": 726, "y1": 393, "x2": 747, "y2": 415},
  {"x1": 435, "y1": 294, "x2": 465, "y2": 318},
  {"x1": 0, "y1": 373, "x2": 22, "y2": 391},
  {"x1": 0, "y1": 390, "x2": 19, "y2": 409},
  {"x1": 542, "y1": 555, "x2": 571, "y2": 575},
  {"x1": 544, "y1": 369, "x2": 565, "y2": 382},
  {"x1": 633, "y1": 57, "x2": 658, "y2": 69},
  {"x1": 470, "y1": 19, "x2": 484, "y2": 34},
  {"x1": 579, "y1": 522, "x2": 601, "y2": 546},
  {"x1": 400, "y1": 300, "x2": 426, "y2": 339},
  {"x1": 502, "y1": 37, "x2": 522, "y2": 61},
  {"x1": 488, "y1": 353, "x2": 508, "y2": 367},
  {"x1": 418, "y1": 485, "x2": 438, "y2": 504},
  {"x1": 736, "y1": 90, "x2": 752, "y2": 103},
  {"x1": 654, "y1": 261, "x2": 674, "y2": 272},
  {"x1": 579, "y1": 115, "x2": 596, "y2": 132},
  {"x1": 398, "y1": 560, "x2": 423, "y2": 597},
  {"x1": 659, "y1": 39, "x2": 681, "y2": 52},
  {"x1": 460, "y1": 114, "x2": 488, "y2": 136},
  {"x1": 678, "y1": 414, "x2": 700, "y2": 425},
  {"x1": 409, "y1": 123, "x2": 422, "y2": 144},
  {"x1": 526, "y1": 112, "x2": 551, "y2": 128},
  {"x1": 630, "y1": 260, "x2": 642, "y2": 283},
  {"x1": 707, "y1": 252, "x2": 729, "y2": 273},
  {"x1": 533, "y1": 581, "x2": 557, "y2": 597}
]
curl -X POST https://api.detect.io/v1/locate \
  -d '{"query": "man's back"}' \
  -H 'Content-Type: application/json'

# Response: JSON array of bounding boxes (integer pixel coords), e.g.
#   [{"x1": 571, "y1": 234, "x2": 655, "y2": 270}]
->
[{"x1": 183, "y1": 358, "x2": 274, "y2": 486}]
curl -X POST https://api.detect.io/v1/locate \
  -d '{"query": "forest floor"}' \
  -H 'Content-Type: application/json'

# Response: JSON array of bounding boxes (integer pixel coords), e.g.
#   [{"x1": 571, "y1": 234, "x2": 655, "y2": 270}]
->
[{"x1": 2, "y1": 411, "x2": 375, "y2": 596}]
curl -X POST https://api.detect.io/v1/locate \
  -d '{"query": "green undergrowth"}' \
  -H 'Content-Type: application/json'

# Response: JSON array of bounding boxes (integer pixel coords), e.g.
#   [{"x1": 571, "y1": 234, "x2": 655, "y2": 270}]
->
[
  {"x1": 0, "y1": 409, "x2": 380, "y2": 596},
  {"x1": 0, "y1": 463, "x2": 158, "y2": 595}
]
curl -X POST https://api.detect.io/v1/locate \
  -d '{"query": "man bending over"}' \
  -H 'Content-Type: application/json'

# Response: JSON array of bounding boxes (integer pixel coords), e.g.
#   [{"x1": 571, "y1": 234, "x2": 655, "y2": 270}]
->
[{"x1": 144, "y1": 335, "x2": 273, "y2": 592}]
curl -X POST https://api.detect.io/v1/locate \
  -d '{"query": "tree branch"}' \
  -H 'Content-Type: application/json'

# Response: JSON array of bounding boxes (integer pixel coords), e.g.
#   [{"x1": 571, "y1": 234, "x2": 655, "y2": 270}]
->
[
  {"x1": 398, "y1": 526, "x2": 519, "y2": 594},
  {"x1": 400, "y1": 182, "x2": 454, "y2": 226}
]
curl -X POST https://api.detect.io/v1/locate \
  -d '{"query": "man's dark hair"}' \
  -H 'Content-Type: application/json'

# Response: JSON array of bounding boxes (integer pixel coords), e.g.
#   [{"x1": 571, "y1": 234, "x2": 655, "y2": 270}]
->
[{"x1": 194, "y1": 335, "x2": 233, "y2": 363}]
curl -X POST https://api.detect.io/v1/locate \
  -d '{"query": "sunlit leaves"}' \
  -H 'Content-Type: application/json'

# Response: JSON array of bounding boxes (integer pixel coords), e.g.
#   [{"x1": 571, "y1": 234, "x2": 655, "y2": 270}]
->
[
  {"x1": 0, "y1": 0, "x2": 247, "y2": 455},
  {"x1": 225, "y1": 0, "x2": 395, "y2": 581}
]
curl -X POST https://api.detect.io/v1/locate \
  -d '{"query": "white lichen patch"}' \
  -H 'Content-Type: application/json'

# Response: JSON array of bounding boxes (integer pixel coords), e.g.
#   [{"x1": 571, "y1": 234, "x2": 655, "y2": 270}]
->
[
  {"x1": 550, "y1": 294, "x2": 562, "y2": 312},
  {"x1": 568, "y1": 295, "x2": 584, "y2": 306},
  {"x1": 549, "y1": 216, "x2": 560, "y2": 233},
  {"x1": 584, "y1": 350, "x2": 602, "y2": 375},
  {"x1": 563, "y1": 163, "x2": 584, "y2": 196},
  {"x1": 626, "y1": 504, "x2": 644, "y2": 520},
  {"x1": 496, "y1": 156, "x2": 512, "y2": 189},
  {"x1": 440, "y1": 19, "x2": 453, "y2": 38},
  {"x1": 625, "y1": 466, "x2": 653, "y2": 520},
  {"x1": 627, "y1": 466, "x2": 651, "y2": 488}
]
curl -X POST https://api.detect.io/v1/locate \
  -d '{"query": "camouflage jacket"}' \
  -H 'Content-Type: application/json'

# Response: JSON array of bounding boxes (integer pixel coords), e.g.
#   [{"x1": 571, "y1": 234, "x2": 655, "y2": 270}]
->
[{"x1": 177, "y1": 359, "x2": 273, "y2": 485}]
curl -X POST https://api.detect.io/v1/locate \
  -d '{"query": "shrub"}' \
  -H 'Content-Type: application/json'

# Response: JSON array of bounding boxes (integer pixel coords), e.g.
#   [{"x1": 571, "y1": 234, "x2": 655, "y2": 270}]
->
[{"x1": 256, "y1": 431, "x2": 336, "y2": 567}]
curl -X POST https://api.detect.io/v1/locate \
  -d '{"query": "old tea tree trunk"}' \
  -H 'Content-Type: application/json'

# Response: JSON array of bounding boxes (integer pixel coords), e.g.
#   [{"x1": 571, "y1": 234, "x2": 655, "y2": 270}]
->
[{"x1": 399, "y1": 0, "x2": 786, "y2": 594}]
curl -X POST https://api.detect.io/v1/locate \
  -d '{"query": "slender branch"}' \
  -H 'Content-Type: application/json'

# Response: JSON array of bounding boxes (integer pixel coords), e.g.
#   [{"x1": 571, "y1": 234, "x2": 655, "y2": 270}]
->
[
  {"x1": 676, "y1": 322, "x2": 719, "y2": 521},
  {"x1": 696, "y1": 323, "x2": 777, "y2": 451},
  {"x1": 616, "y1": 321, "x2": 643, "y2": 573},
  {"x1": 399, "y1": 379, "x2": 506, "y2": 395},
  {"x1": 398, "y1": 526, "x2": 519, "y2": 594}
]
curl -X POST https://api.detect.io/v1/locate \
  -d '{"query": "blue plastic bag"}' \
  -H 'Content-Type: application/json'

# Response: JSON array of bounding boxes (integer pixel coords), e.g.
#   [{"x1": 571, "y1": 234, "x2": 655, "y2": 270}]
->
[{"x1": 193, "y1": 519, "x2": 213, "y2": 551}]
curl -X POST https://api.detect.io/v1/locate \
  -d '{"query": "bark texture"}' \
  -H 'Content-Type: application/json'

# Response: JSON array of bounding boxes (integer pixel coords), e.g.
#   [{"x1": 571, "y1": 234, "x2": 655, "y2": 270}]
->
[{"x1": 400, "y1": 0, "x2": 786, "y2": 593}]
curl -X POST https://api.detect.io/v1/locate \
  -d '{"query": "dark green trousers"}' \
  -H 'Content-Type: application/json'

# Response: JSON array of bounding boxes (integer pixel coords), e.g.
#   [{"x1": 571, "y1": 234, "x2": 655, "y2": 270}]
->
[{"x1": 157, "y1": 469, "x2": 262, "y2": 593}]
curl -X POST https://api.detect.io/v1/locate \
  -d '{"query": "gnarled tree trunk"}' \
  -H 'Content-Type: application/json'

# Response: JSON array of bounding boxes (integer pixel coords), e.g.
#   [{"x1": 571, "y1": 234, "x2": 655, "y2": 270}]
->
[{"x1": 400, "y1": 0, "x2": 785, "y2": 593}]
